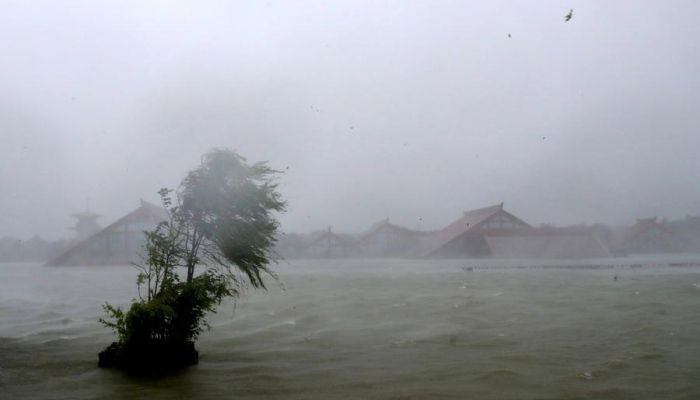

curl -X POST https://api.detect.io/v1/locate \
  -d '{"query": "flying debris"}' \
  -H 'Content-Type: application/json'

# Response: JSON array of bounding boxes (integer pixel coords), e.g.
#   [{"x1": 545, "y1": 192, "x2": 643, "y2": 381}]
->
[
  {"x1": 508, "y1": 34, "x2": 511, "y2": 38},
  {"x1": 565, "y1": 9, "x2": 573, "y2": 22}
]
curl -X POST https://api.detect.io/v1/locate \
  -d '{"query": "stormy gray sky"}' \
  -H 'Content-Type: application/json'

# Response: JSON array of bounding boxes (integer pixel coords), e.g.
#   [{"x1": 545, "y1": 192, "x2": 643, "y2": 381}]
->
[{"x1": 2, "y1": 0, "x2": 700, "y2": 240}]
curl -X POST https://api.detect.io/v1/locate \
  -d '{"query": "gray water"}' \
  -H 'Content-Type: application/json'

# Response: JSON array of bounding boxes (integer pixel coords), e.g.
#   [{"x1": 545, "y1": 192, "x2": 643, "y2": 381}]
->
[{"x1": 2, "y1": 259, "x2": 700, "y2": 400}]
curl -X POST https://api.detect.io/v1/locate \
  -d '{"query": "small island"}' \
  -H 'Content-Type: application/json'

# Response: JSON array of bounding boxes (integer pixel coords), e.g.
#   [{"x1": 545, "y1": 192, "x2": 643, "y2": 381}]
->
[{"x1": 97, "y1": 149, "x2": 286, "y2": 373}]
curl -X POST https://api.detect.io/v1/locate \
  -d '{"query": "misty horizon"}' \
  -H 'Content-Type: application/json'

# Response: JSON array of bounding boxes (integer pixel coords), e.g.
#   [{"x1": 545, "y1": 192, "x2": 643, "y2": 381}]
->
[{"x1": 3, "y1": 1, "x2": 700, "y2": 240}]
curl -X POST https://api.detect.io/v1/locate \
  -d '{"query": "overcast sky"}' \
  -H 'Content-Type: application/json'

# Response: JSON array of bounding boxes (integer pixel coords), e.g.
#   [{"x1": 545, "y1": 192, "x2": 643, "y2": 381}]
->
[{"x1": 2, "y1": 0, "x2": 700, "y2": 240}]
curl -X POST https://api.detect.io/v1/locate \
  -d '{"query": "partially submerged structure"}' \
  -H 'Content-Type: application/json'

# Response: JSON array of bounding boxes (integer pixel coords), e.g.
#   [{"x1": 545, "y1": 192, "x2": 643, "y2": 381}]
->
[
  {"x1": 70, "y1": 208, "x2": 102, "y2": 242},
  {"x1": 46, "y1": 200, "x2": 168, "y2": 266},
  {"x1": 417, "y1": 203, "x2": 612, "y2": 259},
  {"x1": 614, "y1": 217, "x2": 685, "y2": 255},
  {"x1": 354, "y1": 218, "x2": 421, "y2": 257},
  {"x1": 304, "y1": 228, "x2": 360, "y2": 258},
  {"x1": 0, "y1": 235, "x2": 61, "y2": 263},
  {"x1": 667, "y1": 216, "x2": 700, "y2": 252},
  {"x1": 273, "y1": 232, "x2": 307, "y2": 259},
  {"x1": 48, "y1": 200, "x2": 699, "y2": 263},
  {"x1": 485, "y1": 227, "x2": 610, "y2": 259},
  {"x1": 420, "y1": 203, "x2": 531, "y2": 258}
]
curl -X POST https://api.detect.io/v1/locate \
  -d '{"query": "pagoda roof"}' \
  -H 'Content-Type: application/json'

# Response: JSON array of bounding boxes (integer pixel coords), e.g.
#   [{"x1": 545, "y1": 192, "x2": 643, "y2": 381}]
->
[
  {"x1": 46, "y1": 200, "x2": 168, "y2": 266},
  {"x1": 71, "y1": 210, "x2": 102, "y2": 218}
]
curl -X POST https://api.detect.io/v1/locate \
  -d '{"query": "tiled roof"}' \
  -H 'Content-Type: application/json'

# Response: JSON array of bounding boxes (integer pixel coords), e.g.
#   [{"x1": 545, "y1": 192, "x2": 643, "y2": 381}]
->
[
  {"x1": 485, "y1": 228, "x2": 610, "y2": 259},
  {"x1": 46, "y1": 200, "x2": 169, "y2": 266},
  {"x1": 419, "y1": 203, "x2": 505, "y2": 257},
  {"x1": 356, "y1": 218, "x2": 417, "y2": 243}
]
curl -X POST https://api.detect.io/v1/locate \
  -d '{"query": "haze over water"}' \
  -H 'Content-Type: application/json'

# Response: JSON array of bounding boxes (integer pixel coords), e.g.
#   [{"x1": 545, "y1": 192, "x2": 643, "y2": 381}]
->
[
  {"x1": 3, "y1": 1, "x2": 700, "y2": 399},
  {"x1": 3, "y1": 1, "x2": 700, "y2": 239},
  {"x1": 2, "y1": 259, "x2": 700, "y2": 400}
]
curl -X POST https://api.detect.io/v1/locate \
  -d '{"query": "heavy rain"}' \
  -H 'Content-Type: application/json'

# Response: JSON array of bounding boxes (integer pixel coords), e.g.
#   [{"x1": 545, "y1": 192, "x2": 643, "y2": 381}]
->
[{"x1": 2, "y1": 1, "x2": 700, "y2": 399}]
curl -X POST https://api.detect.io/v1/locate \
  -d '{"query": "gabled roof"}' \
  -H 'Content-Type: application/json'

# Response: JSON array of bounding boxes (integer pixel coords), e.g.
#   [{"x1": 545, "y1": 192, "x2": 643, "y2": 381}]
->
[
  {"x1": 484, "y1": 227, "x2": 610, "y2": 259},
  {"x1": 355, "y1": 218, "x2": 418, "y2": 243},
  {"x1": 361, "y1": 218, "x2": 392, "y2": 236},
  {"x1": 46, "y1": 200, "x2": 168, "y2": 266},
  {"x1": 420, "y1": 203, "x2": 529, "y2": 257},
  {"x1": 137, "y1": 199, "x2": 169, "y2": 221},
  {"x1": 303, "y1": 228, "x2": 362, "y2": 255},
  {"x1": 617, "y1": 216, "x2": 676, "y2": 248},
  {"x1": 305, "y1": 228, "x2": 353, "y2": 248}
]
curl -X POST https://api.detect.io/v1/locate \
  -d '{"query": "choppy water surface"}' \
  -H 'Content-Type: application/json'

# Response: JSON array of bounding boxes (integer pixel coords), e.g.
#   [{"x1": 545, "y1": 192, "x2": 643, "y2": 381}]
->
[{"x1": 2, "y1": 259, "x2": 700, "y2": 400}]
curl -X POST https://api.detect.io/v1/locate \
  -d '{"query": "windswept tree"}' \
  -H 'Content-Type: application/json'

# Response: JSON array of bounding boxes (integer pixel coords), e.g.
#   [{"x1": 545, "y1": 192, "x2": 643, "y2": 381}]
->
[{"x1": 99, "y1": 148, "x2": 286, "y2": 372}]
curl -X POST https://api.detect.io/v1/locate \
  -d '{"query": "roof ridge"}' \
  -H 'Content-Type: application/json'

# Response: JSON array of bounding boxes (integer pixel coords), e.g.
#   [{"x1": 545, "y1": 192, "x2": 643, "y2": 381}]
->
[
  {"x1": 46, "y1": 200, "x2": 168, "y2": 266},
  {"x1": 463, "y1": 203, "x2": 504, "y2": 216}
]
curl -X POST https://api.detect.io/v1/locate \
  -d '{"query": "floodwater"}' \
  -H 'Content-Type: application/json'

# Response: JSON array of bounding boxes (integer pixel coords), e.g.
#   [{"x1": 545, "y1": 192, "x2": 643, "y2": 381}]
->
[{"x1": 2, "y1": 259, "x2": 700, "y2": 400}]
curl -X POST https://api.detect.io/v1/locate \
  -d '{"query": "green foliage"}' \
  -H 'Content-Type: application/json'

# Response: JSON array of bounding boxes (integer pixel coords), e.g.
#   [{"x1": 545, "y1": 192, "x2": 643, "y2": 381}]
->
[
  {"x1": 100, "y1": 271, "x2": 232, "y2": 346},
  {"x1": 179, "y1": 149, "x2": 286, "y2": 288},
  {"x1": 99, "y1": 148, "x2": 285, "y2": 355}
]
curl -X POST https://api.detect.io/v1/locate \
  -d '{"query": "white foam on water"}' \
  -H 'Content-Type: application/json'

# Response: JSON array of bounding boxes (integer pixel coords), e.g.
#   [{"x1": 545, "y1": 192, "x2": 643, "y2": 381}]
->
[
  {"x1": 3, "y1": 260, "x2": 700, "y2": 399},
  {"x1": 578, "y1": 371, "x2": 593, "y2": 380}
]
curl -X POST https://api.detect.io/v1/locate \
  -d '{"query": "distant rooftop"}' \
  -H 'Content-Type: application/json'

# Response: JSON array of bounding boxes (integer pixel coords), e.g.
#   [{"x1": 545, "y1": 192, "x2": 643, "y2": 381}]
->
[{"x1": 71, "y1": 210, "x2": 102, "y2": 218}]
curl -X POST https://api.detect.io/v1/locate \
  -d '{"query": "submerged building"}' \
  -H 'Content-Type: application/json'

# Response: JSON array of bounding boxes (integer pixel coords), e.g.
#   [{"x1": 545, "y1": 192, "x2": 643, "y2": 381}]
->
[
  {"x1": 46, "y1": 200, "x2": 168, "y2": 266},
  {"x1": 354, "y1": 218, "x2": 421, "y2": 257},
  {"x1": 304, "y1": 228, "x2": 360, "y2": 258},
  {"x1": 485, "y1": 226, "x2": 610, "y2": 259},
  {"x1": 614, "y1": 217, "x2": 685, "y2": 255},
  {"x1": 420, "y1": 203, "x2": 531, "y2": 258},
  {"x1": 273, "y1": 232, "x2": 307, "y2": 259},
  {"x1": 668, "y1": 216, "x2": 700, "y2": 253},
  {"x1": 418, "y1": 203, "x2": 610, "y2": 259}
]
